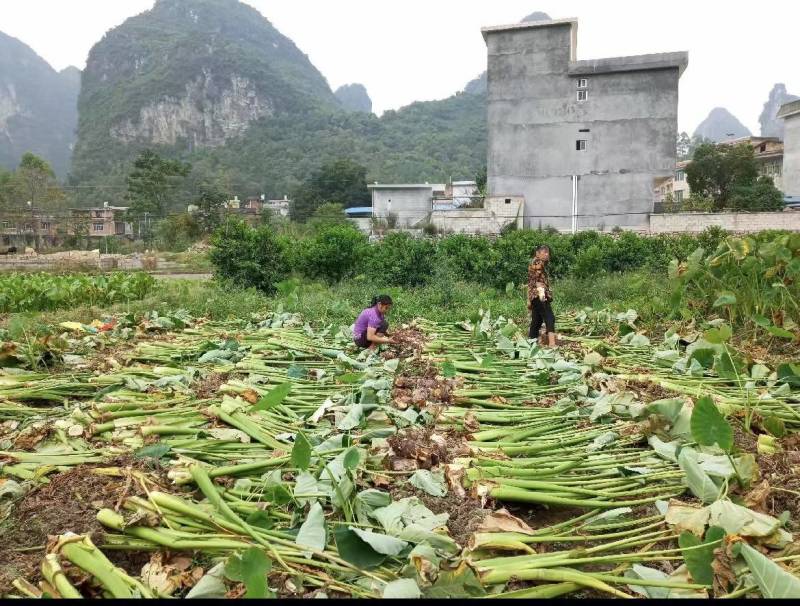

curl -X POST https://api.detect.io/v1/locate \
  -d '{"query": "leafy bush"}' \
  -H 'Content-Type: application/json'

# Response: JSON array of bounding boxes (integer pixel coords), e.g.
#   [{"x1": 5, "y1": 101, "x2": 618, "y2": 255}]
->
[
  {"x1": 436, "y1": 234, "x2": 498, "y2": 281},
  {"x1": 209, "y1": 217, "x2": 289, "y2": 295},
  {"x1": 729, "y1": 177, "x2": 785, "y2": 212},
  {"x1": 366, "y1": 232, "x2": 436, "y2": 287},
  {"x1": 293, "y1": 224, "x2": 368, "y2": 283}
]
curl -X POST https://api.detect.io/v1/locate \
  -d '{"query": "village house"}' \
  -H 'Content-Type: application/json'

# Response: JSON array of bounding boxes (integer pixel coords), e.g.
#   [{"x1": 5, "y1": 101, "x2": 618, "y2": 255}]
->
[
  {"x1": 779, "y1": 100, "x2": 800, "y2": 200},
  {"x1": 69, "y1": 204, "x2": 134, "y2": 239}
]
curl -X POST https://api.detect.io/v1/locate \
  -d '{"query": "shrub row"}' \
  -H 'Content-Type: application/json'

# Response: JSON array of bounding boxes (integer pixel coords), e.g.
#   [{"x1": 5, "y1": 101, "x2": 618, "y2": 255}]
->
[{"x1": 210, "y1": 218, "x2": 741, "y2": 294}]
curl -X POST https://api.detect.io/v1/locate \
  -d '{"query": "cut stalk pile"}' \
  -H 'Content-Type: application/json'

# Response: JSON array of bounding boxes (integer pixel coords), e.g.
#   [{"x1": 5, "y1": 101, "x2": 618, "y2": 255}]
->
[{"x1": 1, "y1": 308, "x2": 799, "y2": 598}]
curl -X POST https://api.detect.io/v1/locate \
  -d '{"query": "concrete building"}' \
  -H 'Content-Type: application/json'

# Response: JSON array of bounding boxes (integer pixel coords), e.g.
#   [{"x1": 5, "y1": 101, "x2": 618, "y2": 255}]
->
[
  {"x1": 482, "y1": 18, "x2": 688, "y2": 231},
  {"x1": 0, "y1": 208, "x2": 60, "y2": 249},
  {"x1": 368, "y1": 183, "x2": 445, "y2": 229},
  {"x1": 655, "y1": 137, "x2": 787, "y2": 210},
  {"x1": 69, "y1": 204, "x2": 133, "y2": 238},
  {"x1": 779, "y1": 100, "x2": 800, "y2": 197}
]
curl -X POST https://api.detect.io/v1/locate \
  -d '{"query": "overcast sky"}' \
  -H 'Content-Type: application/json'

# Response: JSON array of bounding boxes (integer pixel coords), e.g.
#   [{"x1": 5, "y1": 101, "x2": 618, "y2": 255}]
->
[{"x1": 3, "y1": 0, "x2": 799, "y2": 134}]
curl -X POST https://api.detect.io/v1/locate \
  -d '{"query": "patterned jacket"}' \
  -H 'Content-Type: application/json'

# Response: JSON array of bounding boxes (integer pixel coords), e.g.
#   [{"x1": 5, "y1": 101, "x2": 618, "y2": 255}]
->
[{"x1": 528, "y1": 258, "x2": 553, "y2": 303}]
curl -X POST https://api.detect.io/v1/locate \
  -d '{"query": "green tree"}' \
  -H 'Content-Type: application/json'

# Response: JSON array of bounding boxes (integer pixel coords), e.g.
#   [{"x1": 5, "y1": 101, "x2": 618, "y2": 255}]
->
[
  {"x1": 0, "y1": 168, "x2": 13, "y2": 210},
  {"x1": 290, "y1": 158, "x2": 370, "y2": 222},
  {"x1": 729, "y1": 176, "x2": 785, "y2": 212},
  {"x1": 13, "y1": 152, "x2": 64, "y2": 210},
  {"x1": 194, "y1": 182, "x2": 230, "y2": 234},
  {"x1": 686, "y1": 143, "x2": 759, "y2": 210},
  {"x1": 125, "y1": 150, "x2": 191, "y2": 221},
  {"x1": 308, "y1": 202, "x2": 348, "y2": 231},
  {"x1": 209, "y1": 217, "x2": 289, "y2": 294},
  {"x1": 676, "y1": 132, "x2": 691, "y2": 161},
  {"x1": 475, "y1": 166, "x2": 488, "y2": 197}
]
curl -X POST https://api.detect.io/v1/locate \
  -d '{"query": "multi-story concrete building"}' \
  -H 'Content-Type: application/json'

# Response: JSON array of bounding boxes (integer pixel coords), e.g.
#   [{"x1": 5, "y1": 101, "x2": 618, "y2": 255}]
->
[
  {"x1": 779, "y1": 100, "x2": 800, "y2": 198},
  {"x1": 69, "y1": 204, "x2": 133, "y2": 238},
  {"x1": 482, "y1": 18, "x2": 688, "y2": 231}
]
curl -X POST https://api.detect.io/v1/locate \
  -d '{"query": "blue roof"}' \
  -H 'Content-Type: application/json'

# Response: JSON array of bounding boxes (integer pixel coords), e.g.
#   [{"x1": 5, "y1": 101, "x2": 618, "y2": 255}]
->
[
  {"x1": 785, "y1": 196, "x2": 800, "y2": 207},
  {"x1": 345, "y1": 207, "x2": 373, "y2": 215}
]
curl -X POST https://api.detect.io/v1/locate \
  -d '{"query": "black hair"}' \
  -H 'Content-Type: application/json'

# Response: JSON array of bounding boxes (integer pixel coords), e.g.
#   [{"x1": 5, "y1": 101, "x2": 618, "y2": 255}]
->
[
  {"x1": 371, "y1": 295, "x2": 393, "y2": 307},
  {"x1": 533, "y1": 245, "x2": 551, "y2": 255}
]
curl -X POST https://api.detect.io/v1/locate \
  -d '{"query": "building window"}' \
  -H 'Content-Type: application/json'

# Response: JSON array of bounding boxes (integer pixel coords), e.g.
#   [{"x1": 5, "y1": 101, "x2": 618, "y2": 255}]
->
[
  {"x1": 577, "y1": 90, "x2": 588, "y2": 102},
  {"x1": 505, "y1": 198, "x2": 512, "y2": 204},
  {"x1": 675, "y1": 191, "x2": 684, "y2": 203},
  {"x1": 1, "y1": 221, "x2": 9, "y2": 229},
  {"x1": 576, "y1": 140, "x2": 587, "y2": 151},
  {"x1": 676, "y1": 170, "x2": 685, "y2": 182},
  {"x1": 40, "y1": 222, "x2": 50, "y2": 230},
  {"x1": 93, "y1": 222, "x2": 104, "y2": 232},
  {"x1": 577, "y1": 78, "x2": 588, "y2": 89}
]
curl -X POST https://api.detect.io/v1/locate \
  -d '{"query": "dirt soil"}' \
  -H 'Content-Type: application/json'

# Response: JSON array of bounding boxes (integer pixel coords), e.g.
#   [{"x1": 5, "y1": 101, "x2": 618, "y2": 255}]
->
[
  {"x1": 0, "y1": 459, "x2": 170, "y2": 593},
  {"x1": 389, "y1": 484, "x2": 490, "y2": 548},
  {"x1": 754, "y1": 434, "x2": 800, "y2": 526},
  {"x1": 382, "y1": 327, "x2": 428, "y2": 360},
  {"x1": 193, "y1": 371, "x2": 229, "y2": 400}
]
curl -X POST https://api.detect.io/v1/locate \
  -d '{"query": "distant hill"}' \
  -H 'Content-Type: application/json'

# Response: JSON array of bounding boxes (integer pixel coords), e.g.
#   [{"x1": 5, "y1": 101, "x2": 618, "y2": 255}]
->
[
  {"x1": 0, "y1": 31, "x2": 80, "y2": 177},
  {"x1": 693, "y1": 107, "x2": 752, "y2": 143},
  {"x1": 70, "y1": 0, "x2": 487, "y2": 204},
  {"x1": 335, "y1": 83, "x2": 372, "y2": 114},
  {"x1": 760, "y1": 83, "x2": 799, "y2": 139}
]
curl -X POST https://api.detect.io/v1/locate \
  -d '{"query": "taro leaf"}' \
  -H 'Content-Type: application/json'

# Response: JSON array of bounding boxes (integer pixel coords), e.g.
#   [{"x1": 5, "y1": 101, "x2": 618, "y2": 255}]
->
[
  {"x1": 245, "y1": 511, "x2": 274, "y2": 531},
  {"x1": 291, "y1": 432, "x2": 312, "y2": 470},
  {"x1": 287, "y1": 365, "x2": 308, "y2": 380},
  {"x1": 679, "y1": 526, "x2": 725, "y2": 586},
  {"x1": 441, "y1": 360, "x2": 456, "y2": 378},
  {"x1": 336, "y1": 372, "x2": 364, "y2": 385},
  {"x1": 408, "y1": 469, "x2": 448, "y2": 497},
  {"x1": 678, "y1": 449, "x2": 721, "y2": 504},
  {"x1": 253, "y1": 382, "x2": 292, "y2": 411},
  {"x1": 648, "y1": 436, "x2": 679, "y2": 463},
  {"x1": 397, "y1": 524, "x2": 460, "y2": 554},
  {"x1": 382, "y1": 578, "x2": 421, "y2": 599},
  {"x1": 480, "y1": 353, "x2": 497, "y2": 368},
  {"x1": 349, "y1": 527, "x2": 408, "y2": 555},
  {"x1": 383, "y1": 358, "x2": 400, "y2": 373},
  {"x1": 224, "y1": 548, "x2": 273, "y2": 599},
  {"x1": 295, "y1": 502, "x2": 327, "y2": 552},
  {"x1": 342, "y1": 447, "x2": 361, "y2": 471},
  {"x1": 690, "y1": 396, "x2": 733, "y2": 453},
  {"x1": 426, "y1": 562, "x2": 486, "y2": 598},
  {"x1": 624, "y1": 564, "x2": 670, "y2": 599},
  {"x1": 767, "y1": 325, "x2": 796, "y2": 340},
  {"x1": 337, "y1": 404, "x2": 365, "y2": 431},
  {"x1": 354, "y1": 489, "x2": 392, "y2": 525},
  {"x1": 186, "y1": 562, "x2": 227, "y2": 599},
  {"x1": 707, "y1": 500, "x2": 781, "y2": 537},
  {"x1": 777, "y1": 364, "x2": 800, "y2": 388},
  {"x1": 715, "y1": 350, "x2": 747, "y2": 384},
  {"x1": 134, "y1": 443, "x2": 171, "y2": 461},
  {"x1": 704, "y1": 324, "x2": 732, "y2": 344},
  {"x1": 735, "y1": 541, "x2": 800, "y2": 598},
  {"x1": 713, "y1": 292, "x2": 737, "y2": 308},
  {"x1": 333, "y1": 526, "x2": 386, "y2": 569},
  {"x1": 763, "y1": 416, "x2": 787, "y2": 438},
  {"x1": 262, "y1": 482, "x2": 293, "y2": 506}
]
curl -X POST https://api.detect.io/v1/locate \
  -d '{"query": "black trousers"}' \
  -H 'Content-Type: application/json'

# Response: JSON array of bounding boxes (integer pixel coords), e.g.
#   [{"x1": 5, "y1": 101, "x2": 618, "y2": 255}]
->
[
  {"x1": 354, "y1": 320, "x2": 389, "y2": 349},
  {"x1": 529, "y1": 299, "x2": 555, "y2": 339}
]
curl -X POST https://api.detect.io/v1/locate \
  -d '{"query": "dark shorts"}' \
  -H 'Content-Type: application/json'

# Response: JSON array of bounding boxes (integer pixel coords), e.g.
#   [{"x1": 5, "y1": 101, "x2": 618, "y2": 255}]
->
[
  {"x1": 354, "y1": 320, "x2": 389, "y2": 349},
  {"x1": 529, "y1": 299, "x2": 555, "y2": 338}
]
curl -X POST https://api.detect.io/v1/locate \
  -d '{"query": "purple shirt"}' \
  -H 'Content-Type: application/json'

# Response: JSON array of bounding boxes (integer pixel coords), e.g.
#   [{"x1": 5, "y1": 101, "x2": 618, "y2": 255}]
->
[{"x1": 354, "y1": 306, "x2": 384, "y2": 341}]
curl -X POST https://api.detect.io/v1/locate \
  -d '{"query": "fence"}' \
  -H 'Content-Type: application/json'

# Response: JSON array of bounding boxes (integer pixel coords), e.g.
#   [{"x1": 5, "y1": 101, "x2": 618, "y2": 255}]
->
[{"x1": 648, "y1": 211, "x2": 800, "y2": 234}]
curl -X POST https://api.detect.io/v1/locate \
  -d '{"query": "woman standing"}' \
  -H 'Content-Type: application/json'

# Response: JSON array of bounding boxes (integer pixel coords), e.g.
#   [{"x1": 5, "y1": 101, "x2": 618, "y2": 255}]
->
[
  {"x1": 353, "y1": 295, "x2": 395, "y2": 349},
  {"x1": 528, "y1": 245, "x2": 557, "y2": 347}
]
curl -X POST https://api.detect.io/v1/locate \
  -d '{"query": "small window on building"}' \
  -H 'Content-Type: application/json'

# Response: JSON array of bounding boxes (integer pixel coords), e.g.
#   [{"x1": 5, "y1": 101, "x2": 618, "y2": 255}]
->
[
  {"x1": 577, "y1": 78, "x2": 588, "y2": 89},
  {"x1": 576, "y1": 140, "x2": 587, "y2": 151},
  {"x1": 577, "y1": 90, "x2": 588, "y2": 102},
  {"x1": 93, "y1": 222, "x2": 104, "y2": 232},
  {"x1": 675, "y1": 191, "x2": 684, "y2": 203},
  {"x1": 579, "y1": 128, "x2": 590, "y2": 133},
  {"x1": 505, "y1": 198, "x2": 512, "y2": 204},
  {"x1": 676, "y1": 170, "x2": 685, "y2": 182},
  {"x1": 1, "y1": 221, "x2": 9, "y2": 229},
  {"x1": 759, "y1": 144, "x2": 767, "y2": 153},
  {"x1": 40, "y1": 222, "x2": 50, "y2": 230}
]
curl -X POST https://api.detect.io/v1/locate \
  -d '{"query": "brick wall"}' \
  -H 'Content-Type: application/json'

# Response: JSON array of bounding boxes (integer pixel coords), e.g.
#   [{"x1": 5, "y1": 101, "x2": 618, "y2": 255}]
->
[{"x1": 649, "y1": 211, "x2": 800, "y2": 234}]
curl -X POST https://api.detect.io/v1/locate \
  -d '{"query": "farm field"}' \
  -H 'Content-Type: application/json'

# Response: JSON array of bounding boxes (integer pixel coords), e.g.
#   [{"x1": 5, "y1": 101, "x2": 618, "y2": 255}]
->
[{"x1": 1, "y1": 303, "x2": 800, "y2": 599}]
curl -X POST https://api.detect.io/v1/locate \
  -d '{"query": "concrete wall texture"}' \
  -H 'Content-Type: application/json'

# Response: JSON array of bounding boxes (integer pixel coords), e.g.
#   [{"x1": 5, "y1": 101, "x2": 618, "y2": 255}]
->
[
  {"x1": 649, "y1": 211, "x2": 800, "y2": 234},
  {"x1": 483, "y1": 19, "x2": 687, "y2": 231},
  {"x1": 370, "y1": 187, "x2": 432, "y2": 228},
  {"x1": 782, "y1": 111, "x2": 800, "y2": 196},
  {"x1": 430, "y1": 196, "x2": 524, "y2": 234}
]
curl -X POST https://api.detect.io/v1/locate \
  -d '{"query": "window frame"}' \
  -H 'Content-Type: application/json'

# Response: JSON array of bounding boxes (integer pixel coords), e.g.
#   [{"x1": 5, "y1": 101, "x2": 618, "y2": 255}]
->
[
  {"x1": 576, "y1": 139, "x2": 587, "y2": 151},
  {"x1": 93, "y1": 222, "x2": 105, "y2": 233},
  {"x1": 576, "y1": 90, "x2": 588, "y2": 102},
  {"x1": 577, "y1": 78, "x2": 588, "y2": 89}
]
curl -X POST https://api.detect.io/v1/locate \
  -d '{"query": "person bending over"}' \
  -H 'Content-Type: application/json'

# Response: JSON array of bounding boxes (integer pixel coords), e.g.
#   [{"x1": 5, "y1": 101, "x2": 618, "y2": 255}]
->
[
  {"x1": 528, "y1": 245, "x2": 557, "y2": 348},
  {"x1": 353, "y1": 295, "x2": 395, "y2": 349}
]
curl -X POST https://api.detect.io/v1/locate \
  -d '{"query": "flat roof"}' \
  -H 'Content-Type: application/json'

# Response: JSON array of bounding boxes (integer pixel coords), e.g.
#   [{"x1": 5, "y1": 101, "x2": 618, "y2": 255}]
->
[
  {"x1": 778, "y1": 100, "x2": 800, "y2": 119},
  {"x1": 368, "y1": 184, "x2": 443, "y2": 190},
  {"x1": 481, "y1": 17, "x2": 577, "y2": 41},
  {"x1": 569, "y1": 51, "x2": 689, "y2": 77}
]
